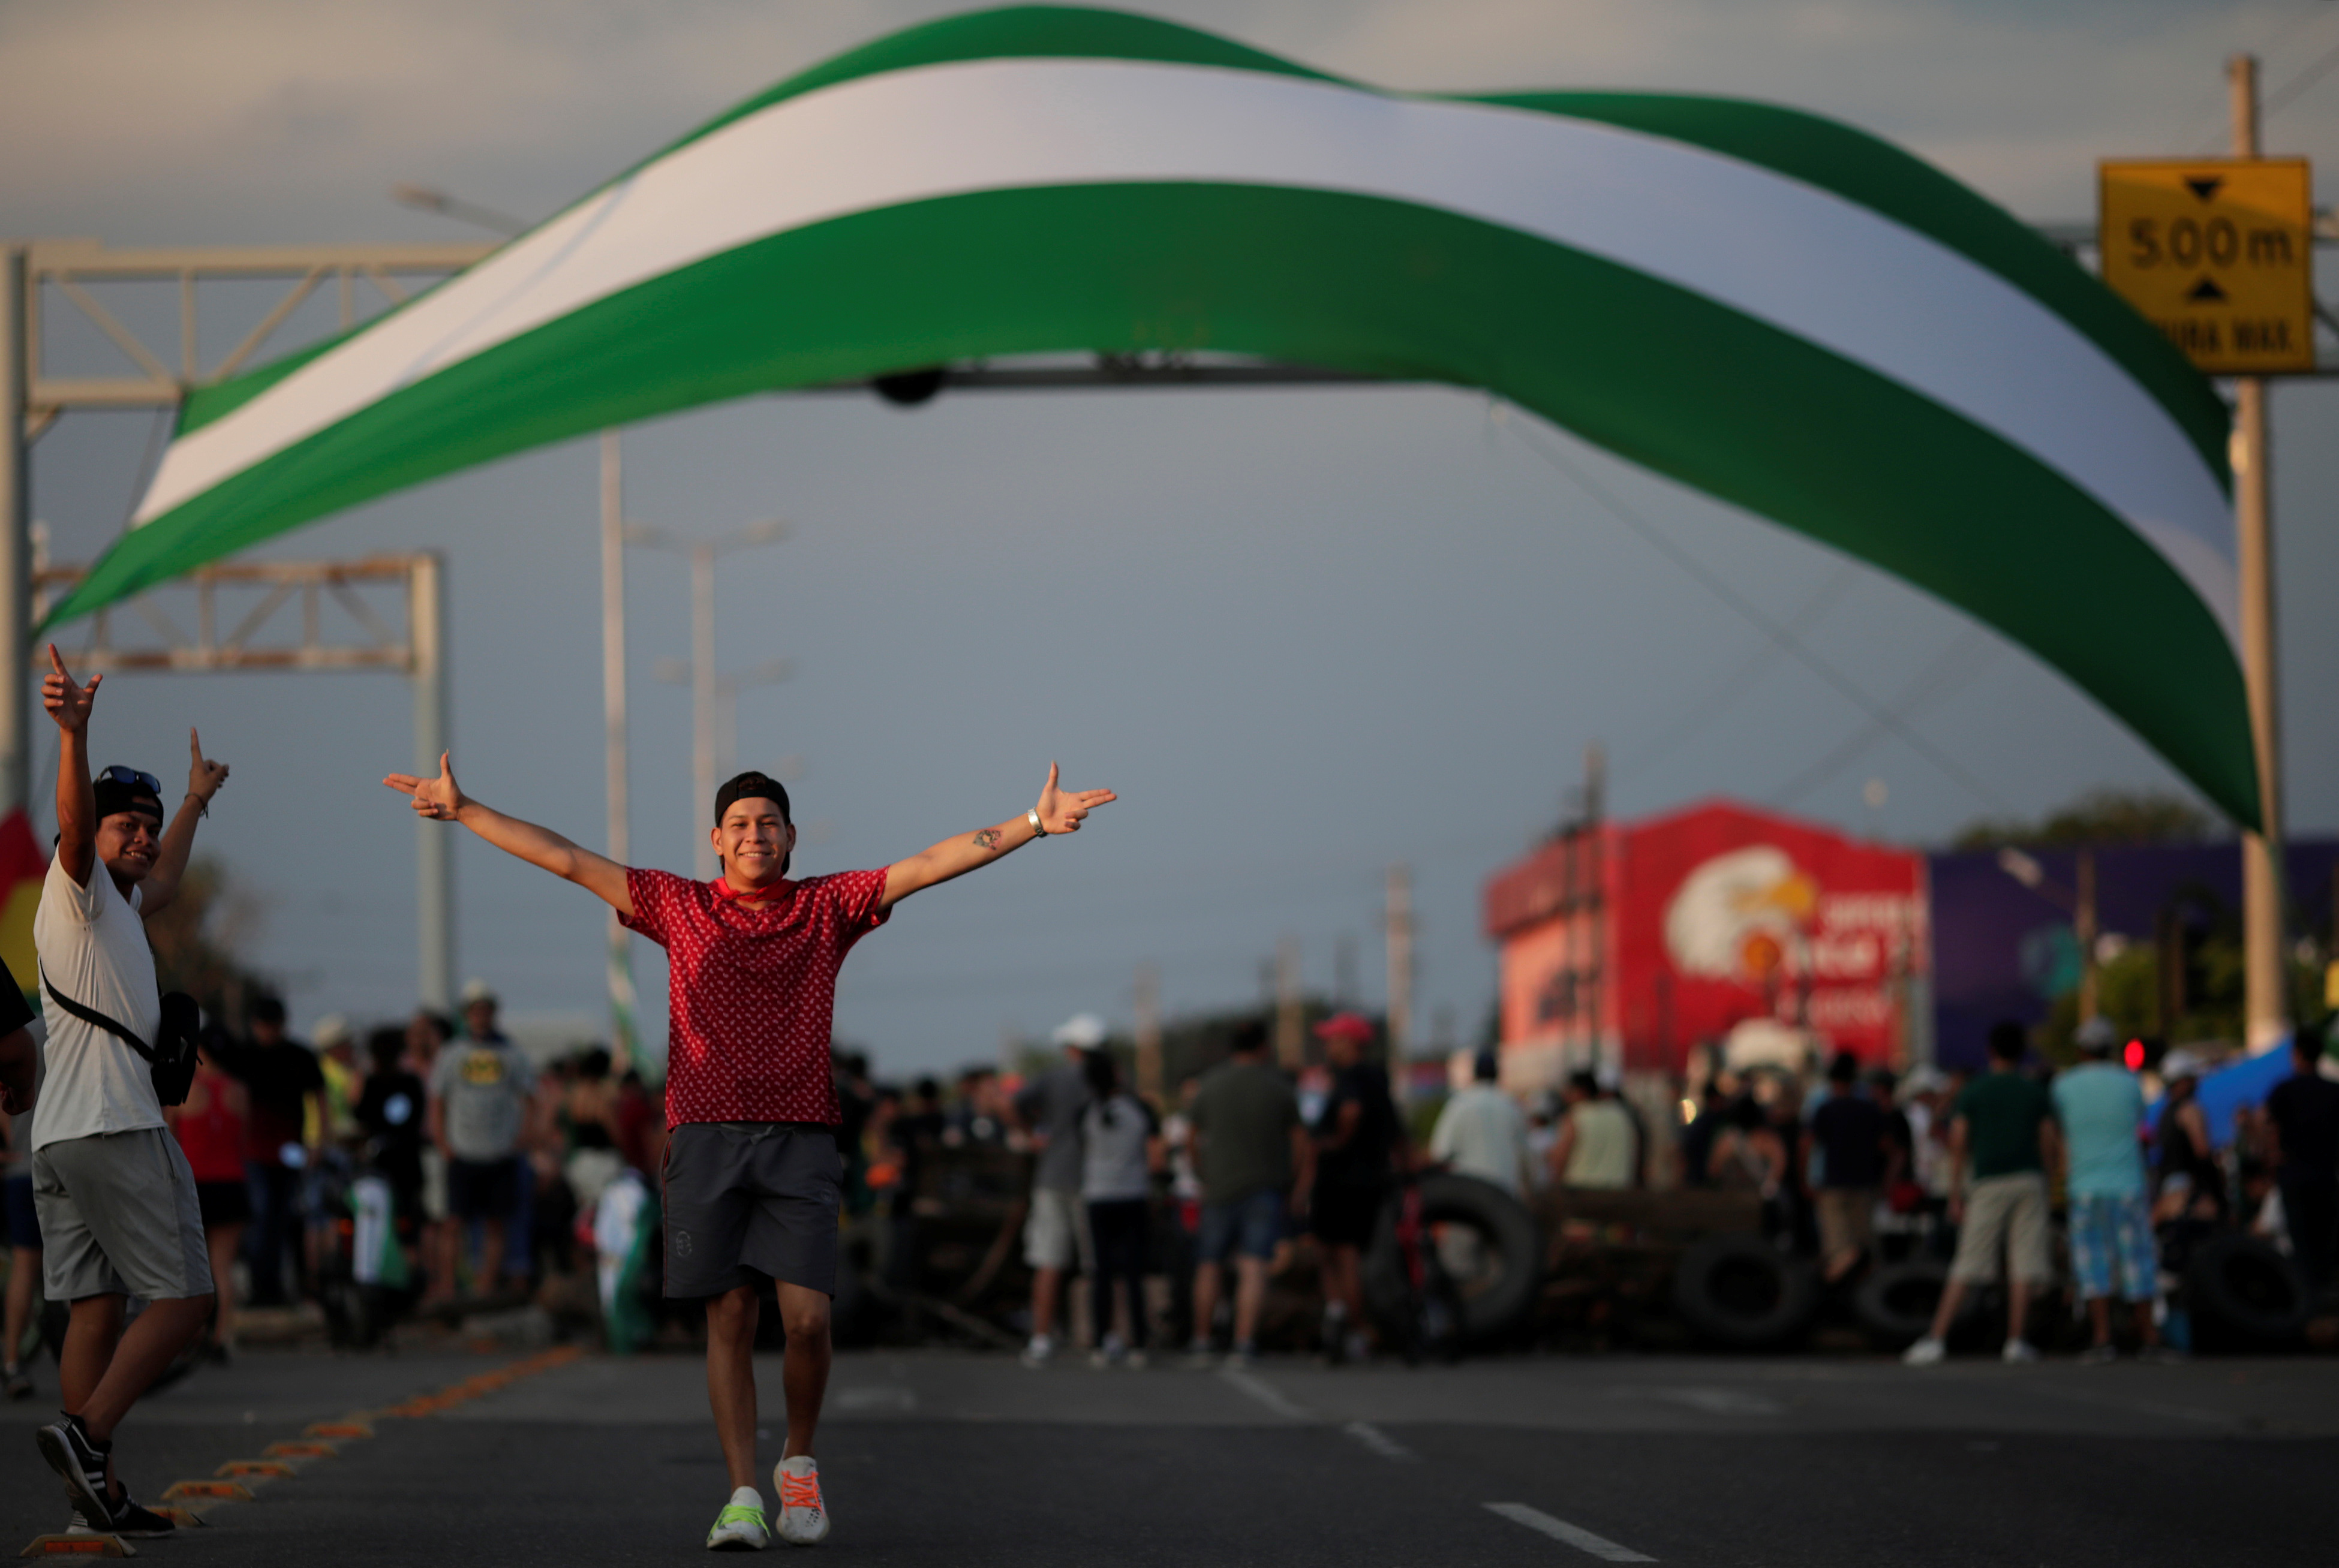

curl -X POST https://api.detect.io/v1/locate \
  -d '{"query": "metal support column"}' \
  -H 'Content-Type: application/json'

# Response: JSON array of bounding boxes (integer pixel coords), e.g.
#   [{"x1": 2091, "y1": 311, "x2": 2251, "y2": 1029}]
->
[
  {"x1": 600, "y1": 432, "x2": 640, "y2": 1066},
  {"x1": 690, "y1": 543, "x2": 717, "y2": 879},
  {"x1": 411, "y1": 550, "x2": 453, "y2": 1010},
  {"x1": 0, "y1": 248, "x2": 29, "y2": 820},
  {"x1": 2231, "y1": 54, "x2": 2291, "y2": 1051},
  {"x1": 1385, "y1": 864, "x2": 1414, "y2": 1104}
]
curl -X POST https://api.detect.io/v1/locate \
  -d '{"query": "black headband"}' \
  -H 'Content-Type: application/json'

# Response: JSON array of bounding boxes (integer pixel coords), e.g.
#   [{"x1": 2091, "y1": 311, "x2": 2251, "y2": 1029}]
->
[{"x1": 714, "y1": 771, "x2": 791, "y2": 827}]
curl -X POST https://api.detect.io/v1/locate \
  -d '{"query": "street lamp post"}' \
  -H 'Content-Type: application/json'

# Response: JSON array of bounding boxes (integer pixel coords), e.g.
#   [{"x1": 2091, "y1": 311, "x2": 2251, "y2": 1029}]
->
[{"x1": 626, "y1": 519, "x2": 789, "y2": 877}]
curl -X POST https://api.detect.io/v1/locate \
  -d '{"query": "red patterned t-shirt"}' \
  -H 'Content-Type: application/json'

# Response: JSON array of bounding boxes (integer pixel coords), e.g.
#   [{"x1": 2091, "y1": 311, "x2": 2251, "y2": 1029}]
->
[{"x1": 621, "y1": 866, "x2": 890, "y2": 1128}]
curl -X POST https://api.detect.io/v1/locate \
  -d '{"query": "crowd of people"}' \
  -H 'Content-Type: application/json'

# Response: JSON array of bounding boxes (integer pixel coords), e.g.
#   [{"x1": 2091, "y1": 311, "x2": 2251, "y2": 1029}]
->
[
  {"x1": 831, "y1": 1010, "x2": 1429, "y2": 1370},
  {"x1": 1661, "y1": 1016, "x2": 2339, "y2": 1364},
  {"x1": 5, "y1": 628, "x2": 2329, "y2": 1552},
  {"x1": 3, "y1": 977, "x2": 669, "y2": 1401}
]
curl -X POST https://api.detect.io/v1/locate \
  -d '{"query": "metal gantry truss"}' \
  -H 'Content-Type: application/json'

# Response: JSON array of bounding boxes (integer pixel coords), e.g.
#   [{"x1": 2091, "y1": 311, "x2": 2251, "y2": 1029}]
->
[
  {"x1": 37, "y1": 554, "x2": 431, "y2": 673},
  {"x1": 18, "y1": 238, "x2": 494, "y2": 429},
  {"x1": 31, "y1": 552, "x2": 453, "y2": 1011}
]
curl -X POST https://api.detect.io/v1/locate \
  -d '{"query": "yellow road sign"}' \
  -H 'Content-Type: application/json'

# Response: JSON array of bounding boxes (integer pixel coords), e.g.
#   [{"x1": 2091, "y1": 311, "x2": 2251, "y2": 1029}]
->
[{"x1": 2099, "y1": 157, "x2": 2314, "y2": 374}]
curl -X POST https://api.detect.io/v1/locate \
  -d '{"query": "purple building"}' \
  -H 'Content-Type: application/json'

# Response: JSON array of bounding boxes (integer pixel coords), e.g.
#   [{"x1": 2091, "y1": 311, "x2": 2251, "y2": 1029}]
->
[{"x1": 1928, "y1": 838, "x2": 2339, "y2": 1069}]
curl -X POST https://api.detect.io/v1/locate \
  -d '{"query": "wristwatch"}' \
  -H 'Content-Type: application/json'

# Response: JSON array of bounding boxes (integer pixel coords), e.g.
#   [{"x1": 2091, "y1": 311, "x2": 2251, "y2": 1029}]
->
[{"x1": 1027, "y1": 808, "x2": 1046, "y2": 838}]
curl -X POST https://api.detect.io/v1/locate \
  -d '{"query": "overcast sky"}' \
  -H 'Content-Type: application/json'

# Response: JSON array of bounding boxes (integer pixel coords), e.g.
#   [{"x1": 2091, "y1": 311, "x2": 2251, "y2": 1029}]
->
[{"x1": 6, "y1": 1, "x2": 2337, "y2": 1077}]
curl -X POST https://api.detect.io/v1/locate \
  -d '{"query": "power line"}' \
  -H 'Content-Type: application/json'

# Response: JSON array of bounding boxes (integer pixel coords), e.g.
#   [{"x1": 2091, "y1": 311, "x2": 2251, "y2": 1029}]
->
[
  {"x1": 2181, "y1": 2, "x2": 2339, "y2": 149},
  {"x1": 1767, "y1": 627, "x2": 1994, "y2": 809},
  {"x1": 1502, "y1": 415, "x2": 2011, "y2": 813},
  {"x1": 2266, "y1": 30, "x2": 2339, "y2": 117},
  {"x1": 1616, "y1": 562, "x2": 1860, "y2": 780}
]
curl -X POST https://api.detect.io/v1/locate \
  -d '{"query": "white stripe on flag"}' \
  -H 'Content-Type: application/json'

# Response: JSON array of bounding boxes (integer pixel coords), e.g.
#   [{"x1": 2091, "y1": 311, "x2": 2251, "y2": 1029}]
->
[{"x1": 140, "y1": 56, "x2": 2233, "y2": 640}]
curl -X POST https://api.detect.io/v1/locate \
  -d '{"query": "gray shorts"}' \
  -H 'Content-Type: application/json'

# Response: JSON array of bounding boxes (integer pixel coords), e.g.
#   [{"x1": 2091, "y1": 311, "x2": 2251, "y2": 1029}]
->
[
  {"x1": 1023, "y1": 1187, "x2": 1094, "y2": 1273},
  {"x1": 662, "y1": 1121, "x2": 840, "y2": 1299},
  {"x1": 32, "y1": 1126, "x2": 214, "y2": 1302}
]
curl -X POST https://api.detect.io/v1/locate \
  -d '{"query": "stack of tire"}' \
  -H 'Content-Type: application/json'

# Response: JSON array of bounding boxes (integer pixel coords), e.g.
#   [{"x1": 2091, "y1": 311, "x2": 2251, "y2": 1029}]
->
[
  {"x1": 1670, "y1": 1233, "x2": 1818, "y2": 1350},
  {"x1": 1360, "y1": 1174, "x2": 1541, "y2": 1353},
  {"x1": 2183, "y1": 1233, "x2": 2311, "y2": 1354},
  {"x1": 1841, "y1": 1233, "x2": 2314, "y2": 1355}
]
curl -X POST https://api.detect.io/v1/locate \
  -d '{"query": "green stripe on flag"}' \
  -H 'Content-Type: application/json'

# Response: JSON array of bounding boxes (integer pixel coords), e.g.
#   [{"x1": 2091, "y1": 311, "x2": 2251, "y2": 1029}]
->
[
  {"x1": 1473, "y1": 91, "x2": 2231, "y2": 486},
  {"x1": 54, "y1": 182, "x2": 2255, "y2": 823},
  {"x1": 622, "y1": 5, "x2": 1337, "y2": 182}
]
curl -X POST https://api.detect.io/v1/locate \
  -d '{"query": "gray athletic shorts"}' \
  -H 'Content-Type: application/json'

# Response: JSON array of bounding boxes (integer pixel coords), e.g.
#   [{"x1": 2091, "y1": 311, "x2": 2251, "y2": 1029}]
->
[
  {"x1": 32, "y1": 1126, "x2": 214, "y2": 1302},
  {"x1": 662, "y1": 1121, "x2": 841, "y2": 1299}
]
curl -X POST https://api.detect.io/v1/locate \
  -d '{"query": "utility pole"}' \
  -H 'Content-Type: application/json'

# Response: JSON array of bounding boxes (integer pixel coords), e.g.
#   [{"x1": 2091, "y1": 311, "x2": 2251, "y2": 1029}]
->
[
  {"x1": 2075, "y1": 847, "x2": 2100, "y2": 1024},
  {"x1": 1134, "y1": 962, "x2": 1162, "y2": 1102},
  {"x1": 0, "y1": 247, "x2": 28, "y2": 820},
  {"x1": 1385, "y1": 864, "x2": 1414, "y2": 1104},
  {"x1": 1582, "y1": 743, "x2": 1608, "y2": 1075},
  {"x1": 629, "y1": 517, "x2": 787, "y2": 878},
  {"x1": 693, "y1": 540, "x2": 715, "y2": 867},
  {"x1": 2231, "y1": 54, "x2": 2291, "y2": 1053},
  {"x1": 411, "y1": 552, "x2": 453, "y2": 1011},
  {"x1": 1274, "y1": 935, "x2": 1304, "y2": 1070},
  {"x1": 600, "y1": 432, "x2": 641, "y2": 1067}
]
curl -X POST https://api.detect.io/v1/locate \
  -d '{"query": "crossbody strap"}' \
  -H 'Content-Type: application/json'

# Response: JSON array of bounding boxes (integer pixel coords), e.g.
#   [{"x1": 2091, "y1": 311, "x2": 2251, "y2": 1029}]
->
[{"x1": 39, "y1": 965, "x2": 155, "y2": 1063}]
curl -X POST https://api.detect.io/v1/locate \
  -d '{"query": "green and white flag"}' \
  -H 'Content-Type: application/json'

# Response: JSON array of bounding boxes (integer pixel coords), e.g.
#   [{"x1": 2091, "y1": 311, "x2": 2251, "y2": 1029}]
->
[{"x1": 53, "y1": 5, "x2": 2254, "y2": 823}]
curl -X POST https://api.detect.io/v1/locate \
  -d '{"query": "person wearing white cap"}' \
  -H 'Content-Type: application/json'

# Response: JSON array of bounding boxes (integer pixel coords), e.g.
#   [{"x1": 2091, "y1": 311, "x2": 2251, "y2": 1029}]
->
[
  {"x1": 2154, "y1": 1050, "x2": 2224, "y2": 1223},
  {"x1": 457, "y1": 979, "x2": 506, "y2": 1049},
  {"x1": 1014, "y1": 1014, "x2": 1105, "y2": 1366},
  {"x1": 2053, "y1": 1018, "x2": 2162, "y2": 1362}
]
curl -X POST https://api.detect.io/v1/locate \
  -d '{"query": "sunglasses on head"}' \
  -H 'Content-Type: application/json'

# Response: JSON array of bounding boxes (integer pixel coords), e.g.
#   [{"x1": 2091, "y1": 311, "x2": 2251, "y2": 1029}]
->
[{"x1": 98, "y1": 766, "x2": 163, "y2": 796}]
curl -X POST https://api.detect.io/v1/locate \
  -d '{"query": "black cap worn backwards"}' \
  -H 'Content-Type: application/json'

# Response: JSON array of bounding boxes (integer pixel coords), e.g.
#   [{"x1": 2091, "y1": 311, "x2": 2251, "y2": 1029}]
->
[
  {"x1": 92, "y1": 772, "x2": 164, "y2": 826},
  {"x1": 714, "y1": 771, "x2": 790, "y2": 827}
]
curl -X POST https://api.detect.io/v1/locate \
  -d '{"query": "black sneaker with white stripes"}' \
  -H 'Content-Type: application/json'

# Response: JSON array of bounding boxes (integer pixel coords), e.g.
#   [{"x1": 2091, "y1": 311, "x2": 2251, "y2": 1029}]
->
[
  {"x1": 35, "y1": 1413, "x2": 118, "y2": 1532},
  {"x1": 71, "y1": 1492, "x2": 177, "y2": 1539}
]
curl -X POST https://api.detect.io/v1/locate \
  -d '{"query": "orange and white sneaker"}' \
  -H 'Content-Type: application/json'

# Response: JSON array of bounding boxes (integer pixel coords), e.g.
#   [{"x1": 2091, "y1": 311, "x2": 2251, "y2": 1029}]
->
[{"x1": 773, "y1": 1456, "x2": 829, "y2": 1546}]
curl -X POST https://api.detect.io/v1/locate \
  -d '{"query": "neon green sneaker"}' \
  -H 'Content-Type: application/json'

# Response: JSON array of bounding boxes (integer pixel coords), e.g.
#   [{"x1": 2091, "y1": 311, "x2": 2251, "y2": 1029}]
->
[{"x1": 706, "y1": 1488, "x2": 769, "y2": 1551}]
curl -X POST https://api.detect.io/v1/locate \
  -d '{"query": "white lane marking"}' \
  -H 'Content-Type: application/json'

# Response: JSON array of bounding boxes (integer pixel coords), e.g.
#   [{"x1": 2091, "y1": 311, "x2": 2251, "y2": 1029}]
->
[
  {"x1": 2017, "y1": 1381, "x2": 2233, "y2": 1428},
  {"x1": 1342, "y1": 1420, "x2": 1417, "y2": 1461},
  {"x1": 1640, "y1": 1386, "x2": 1785, "y2": 1416},
  {"x1": 1486, "y1": 1503, "x2": 1657, "y2": 1562},
  {"x1": 1217, "y1": 1366, "x2": 1313, "y2": 1420}
]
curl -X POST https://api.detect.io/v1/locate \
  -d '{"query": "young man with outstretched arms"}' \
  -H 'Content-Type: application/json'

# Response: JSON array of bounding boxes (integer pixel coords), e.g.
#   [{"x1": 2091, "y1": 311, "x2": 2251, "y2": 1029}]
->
[
  {"x1": 385, "y1": 754, "x2": 1114, "y2": 1551},
  {"x1": 31, "y1": 648, "x2": 231, "y2": 1539}
]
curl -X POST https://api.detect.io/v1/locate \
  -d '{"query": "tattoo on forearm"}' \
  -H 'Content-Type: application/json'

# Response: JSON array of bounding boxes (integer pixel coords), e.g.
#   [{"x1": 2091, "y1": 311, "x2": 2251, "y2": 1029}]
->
[{"x1": 972, "y1": 829, "x2": 1002, "y2": 850}]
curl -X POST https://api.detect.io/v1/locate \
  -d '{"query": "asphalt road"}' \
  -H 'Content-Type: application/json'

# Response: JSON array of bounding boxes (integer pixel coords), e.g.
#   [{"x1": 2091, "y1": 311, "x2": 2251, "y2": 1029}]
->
[{"x1": 5, "y1": 1344, "x2": 2336, "y2": 1564}]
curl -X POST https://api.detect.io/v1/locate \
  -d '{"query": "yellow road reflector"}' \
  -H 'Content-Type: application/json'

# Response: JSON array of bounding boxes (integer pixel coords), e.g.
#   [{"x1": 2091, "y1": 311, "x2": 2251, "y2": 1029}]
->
[
  {"x1": 215, "y1": 1460, "x2": 295, "y2": 1479},
  {"x1": 263, "y1": 1441, "x2": 338, "y2": 1458},
  {"x1": 303, "y1": 1420, "x2": 372, "y2": 1439},
  {"x1": 17, "y1": 1536, "x2": 134, "y2": 1557},
  {"x1": 158, "y1": 1481, "x2": 253, "y2": 1502}
]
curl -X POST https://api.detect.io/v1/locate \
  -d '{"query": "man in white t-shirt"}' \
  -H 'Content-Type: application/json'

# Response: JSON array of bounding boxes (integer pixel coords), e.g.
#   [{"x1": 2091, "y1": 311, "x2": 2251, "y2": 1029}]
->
[
  {"x1": 29, "y1": 648, "x2": 230, "y2": 1540},
  {"x1": 1429, "y1": 1052, "x2": 1532, "y2": 1196}
]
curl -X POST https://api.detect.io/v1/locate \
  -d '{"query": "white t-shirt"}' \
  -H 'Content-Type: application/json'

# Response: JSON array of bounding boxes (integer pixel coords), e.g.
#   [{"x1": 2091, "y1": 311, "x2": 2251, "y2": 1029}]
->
[
  {"x1": 31, "y1": 853, "x2": 163, "y2": 1151},
  {"x1": 1080, "y1": 1093, "x2": 1158, "y2": 1203},
  {"x1": 1430, "y1": 1084, "x2": 1531, "y2": 1196}
]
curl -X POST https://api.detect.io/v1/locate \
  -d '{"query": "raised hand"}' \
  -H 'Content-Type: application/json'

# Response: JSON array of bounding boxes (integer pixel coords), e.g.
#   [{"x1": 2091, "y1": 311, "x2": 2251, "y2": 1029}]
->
[
  {"x1": 1035, "y1": 760, "x2": 1117, "y2": 836},
  {"x1": 384, "y1": 752, "x2": 467, "y2": 822},
  {"x1": 187, "y1": 727, "x2": 230, "y2": 806},
  {"x1": 41, "y1": 645, "x2": 99, "y2": 735}
]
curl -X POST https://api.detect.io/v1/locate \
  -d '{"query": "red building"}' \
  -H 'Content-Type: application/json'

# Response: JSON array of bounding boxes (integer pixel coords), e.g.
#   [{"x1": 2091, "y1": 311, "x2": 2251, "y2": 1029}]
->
[{"x1": 1483, "y1": 800, "x2": 1927, "y2": 1087}]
